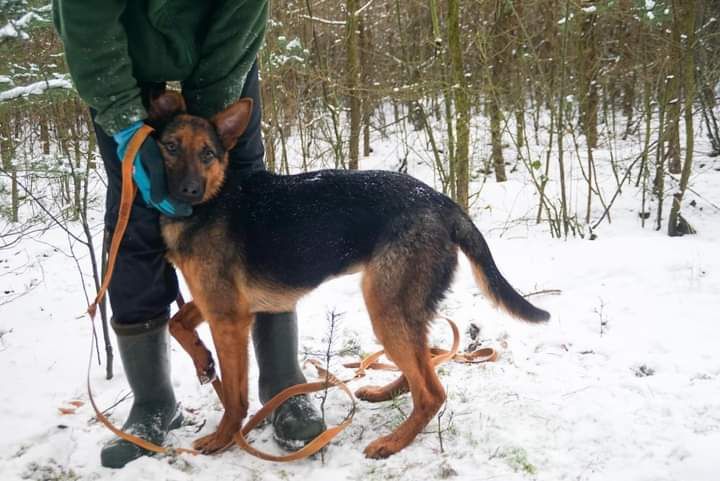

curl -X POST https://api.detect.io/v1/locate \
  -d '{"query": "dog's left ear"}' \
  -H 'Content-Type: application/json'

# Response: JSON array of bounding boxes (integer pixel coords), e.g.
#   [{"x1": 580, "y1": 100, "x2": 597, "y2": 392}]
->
[
  {"x1": 147, "y1": 91, "x2": 187, "y2": 129},
  {"x1": 211, "y1": 98, "x2": 254, "y2": 150}
]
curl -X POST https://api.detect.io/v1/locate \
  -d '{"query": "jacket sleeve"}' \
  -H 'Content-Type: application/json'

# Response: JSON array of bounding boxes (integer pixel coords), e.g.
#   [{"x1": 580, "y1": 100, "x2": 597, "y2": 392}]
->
[
  {"x1": 53, "y1": 0, "x2": 146, "y2": 135},
  {"x1": 182, "y1": 0, "x2": 268, "y2": 119}
]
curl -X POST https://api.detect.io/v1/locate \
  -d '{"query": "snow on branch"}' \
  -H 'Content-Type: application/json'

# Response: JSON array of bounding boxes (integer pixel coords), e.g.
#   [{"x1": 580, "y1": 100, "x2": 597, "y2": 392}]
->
[
  {"x1": 0, "y1": 77, "x2": 73, "y2": 102},
  {"x1": 299, "y1": 0, "x2": 375, "y2": 25},
  {"x1": 299, "y1": 14, "x2": 346, "y2": 26},
  {"x1": 354, "y1": 0, "x2": 376, "y2": 16},
  {"x1": 0, "y1": 5, "x2": 51, "y2": 41}
]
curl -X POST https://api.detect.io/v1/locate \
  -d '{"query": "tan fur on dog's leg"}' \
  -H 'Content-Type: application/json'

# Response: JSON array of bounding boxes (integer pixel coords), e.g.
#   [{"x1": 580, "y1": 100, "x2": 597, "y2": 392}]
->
[
  {"x1": 175, "y1": 260, "x2": 253, "y2": 454},
  {"x1": 355, "y1": 374, "x2": 408, "y2": 403},
  {"x1": 192, "y1": 313, "x2": 252, "y2": 454},
  {"x1": 360, "y1": 270, "x2": 446, "y2": 459}
]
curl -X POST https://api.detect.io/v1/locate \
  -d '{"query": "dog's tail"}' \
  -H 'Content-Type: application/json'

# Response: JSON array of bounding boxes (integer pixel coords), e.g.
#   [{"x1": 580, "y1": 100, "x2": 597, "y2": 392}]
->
[{"x1": 451, "y1": 209, "x2": 550, "y2": 323}]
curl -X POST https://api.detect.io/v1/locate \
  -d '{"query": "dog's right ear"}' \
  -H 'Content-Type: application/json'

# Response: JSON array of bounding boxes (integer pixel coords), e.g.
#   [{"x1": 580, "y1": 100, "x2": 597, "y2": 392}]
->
[
  {"x1": 211, "y1": 98, "x2": 254, "y2": 151},
  {"x1": 147, "y1": 91, "x2": 187, "y2": 130}
]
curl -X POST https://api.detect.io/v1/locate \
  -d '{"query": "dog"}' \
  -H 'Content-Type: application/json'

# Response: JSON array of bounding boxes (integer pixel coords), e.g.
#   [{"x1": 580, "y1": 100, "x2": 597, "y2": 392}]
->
[{"x1": 147, "y1": 91, "x2": 549, "y2": 459}]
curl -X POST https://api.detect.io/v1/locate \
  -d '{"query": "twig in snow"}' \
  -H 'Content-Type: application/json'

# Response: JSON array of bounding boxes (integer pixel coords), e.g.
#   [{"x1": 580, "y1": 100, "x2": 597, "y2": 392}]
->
[
  {"x1": 66, "y1": 231, "x2": 101, "y2": 366},
  {"x1": 523, "y1": 288, "x2": 562, "y2": 298},
  {"x1": 436, "y1": 398, "x2": 448, "y2": 454},
  {"x1": 318, "y1": 309, "x2": 342, "y2": 464},
  {"x1": 87, "y1": 391, "x2": 133, "y2": 425},
  {"x1": 0, "y1": 278, "x2": 40, "y2": 306},
  {"x1": 594, "y1": 298, "x2": 608, "y2": 337},
  {"x1": 0, "y1": 327, "x2": 13, "y2": 351}
]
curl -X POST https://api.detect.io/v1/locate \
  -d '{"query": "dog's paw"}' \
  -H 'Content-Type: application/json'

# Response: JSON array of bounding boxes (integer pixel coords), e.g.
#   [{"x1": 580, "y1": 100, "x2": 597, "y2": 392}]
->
[
  {"x1": 355, "y1": 383, "x2": 408, "y2": 403},
  {"x1": 192, "y1": 430, "x2": 233, "y2": 454},
  {"x1": 355, "y1": 385, "x2": 393, "y2": 403},
  {"x1": 363, "y1": 434, "x2": 403, "y2": 459}
]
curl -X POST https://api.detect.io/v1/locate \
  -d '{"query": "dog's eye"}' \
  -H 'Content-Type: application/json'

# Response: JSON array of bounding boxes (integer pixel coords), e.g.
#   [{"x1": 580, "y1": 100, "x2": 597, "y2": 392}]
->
[
  {"x1": 202, "y1": 147, "x2": 216, "y2": 164},
  {"x1": 164, "y1": 141, "x2": 178, "y2": 154}
]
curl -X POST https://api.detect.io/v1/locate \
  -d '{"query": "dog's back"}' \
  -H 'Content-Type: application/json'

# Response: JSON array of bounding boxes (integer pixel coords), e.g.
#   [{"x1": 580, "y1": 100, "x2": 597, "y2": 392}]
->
[
  {"x1": 180, "y1": 167, "x2": 549, "y2": 324},
  {"x1": 187, "y1": 169, "x2": 456, "y2": 286}
]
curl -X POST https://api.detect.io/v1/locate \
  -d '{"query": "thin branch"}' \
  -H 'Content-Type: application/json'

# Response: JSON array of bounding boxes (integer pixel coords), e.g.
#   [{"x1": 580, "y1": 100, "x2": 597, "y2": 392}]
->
[
  {"x1": 355, "y1": 0, "x2": 376, "y2": 16},
  {"x1": 523, "y1": 289, "x2": 562, "y2": 298},
  {"x1": 592, "y1": 142, "x2": 658, "y2": 230},
  {"x1": 299, "y1": 14, "x2": 346, "y2": 26},
  {"x1": 0, "y1": 167, "x2": 87, "y2": 245}
]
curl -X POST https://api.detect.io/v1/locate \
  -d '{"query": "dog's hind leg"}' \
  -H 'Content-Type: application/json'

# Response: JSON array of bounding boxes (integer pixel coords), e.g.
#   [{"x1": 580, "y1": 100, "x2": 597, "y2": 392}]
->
[{"x1": 360, "y1": 268, "x2": 447, "y2": 459}]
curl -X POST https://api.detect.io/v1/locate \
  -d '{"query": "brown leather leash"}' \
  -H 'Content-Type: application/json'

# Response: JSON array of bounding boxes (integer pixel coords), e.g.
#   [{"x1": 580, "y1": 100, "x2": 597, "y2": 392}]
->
[
  {"x1": 85, "y1": 124, "x2": 198, "y2": 456},
  {"x1": 83, "y1": 124, "x2": 499, "y2": 462},
  {"x1": 168, "y1": 311, "x2": 496, "y2": 462},
  {"x1": 87, "y1": 124, "x2": 154, "y2": 319}
]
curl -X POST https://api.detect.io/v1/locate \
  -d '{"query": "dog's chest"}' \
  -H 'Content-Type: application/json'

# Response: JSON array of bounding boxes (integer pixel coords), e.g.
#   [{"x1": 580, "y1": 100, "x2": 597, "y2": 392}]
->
[
  {"x1": 159, "y1": 220, "x2": 207, "y2": 269},
  {"x1": 160, "y1": 221, "x2": 185, "y2": 261},
  {"x1": 160, "y1": 218, "x2": 235, "y2": 270}
]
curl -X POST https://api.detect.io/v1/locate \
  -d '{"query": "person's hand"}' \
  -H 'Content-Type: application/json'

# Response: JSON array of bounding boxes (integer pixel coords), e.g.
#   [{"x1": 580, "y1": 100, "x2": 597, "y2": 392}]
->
[{"x1": 113, "y1": 121, "x2": 192, "y2": 217}]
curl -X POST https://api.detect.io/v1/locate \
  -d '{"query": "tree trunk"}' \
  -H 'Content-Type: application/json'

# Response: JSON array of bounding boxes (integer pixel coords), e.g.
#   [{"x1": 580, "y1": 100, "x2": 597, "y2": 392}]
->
[
  {"x1": 444, "y1": 80, "x2": 456, "y2": 200},
  {"x1": 557, "y1": 0, "x2": 571, "y2": 237},
  {"x1": 579, "y1": 2, "x2": 599, "y2": 149},
  {"x1": 359, "y1": 16, "x2": 372, "y2": 157},
  {"x1": 346, "y1": 0, "x2": 361, "y2": 170},
  {"x1": 489, "y1": 96, "x2": 506, "y2": 182},
  {"x1": 668, "y1": 0, "x2": 697, "y2": 236},
  {"x1": 449, "y1": 0, "x2": 470, "y2": 210},
  {"x1": 0, "y1": 114, "x2": 19, "y2": 222},
  {"x1": 40, "y1": 114, "x2": 50, "y2": 155},
  {"x1": 665, "y1": 5, "x2": 683, "y2": 175},
  {"x1": 487, "y1": 0, "x2": 509, "y2": 182}
]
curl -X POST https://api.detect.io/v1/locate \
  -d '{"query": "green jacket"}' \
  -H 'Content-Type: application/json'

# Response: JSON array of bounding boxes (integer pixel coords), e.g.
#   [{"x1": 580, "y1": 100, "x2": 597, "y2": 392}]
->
[{"x1": 53, "y1": 0, "x2": 268, "y2": 134}]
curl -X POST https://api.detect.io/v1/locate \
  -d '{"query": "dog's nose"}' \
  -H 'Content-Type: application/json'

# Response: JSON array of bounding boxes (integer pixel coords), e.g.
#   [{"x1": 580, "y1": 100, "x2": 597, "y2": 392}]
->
[{"x1": 178, "y1": 180, "x2": 204, "y2": 203}]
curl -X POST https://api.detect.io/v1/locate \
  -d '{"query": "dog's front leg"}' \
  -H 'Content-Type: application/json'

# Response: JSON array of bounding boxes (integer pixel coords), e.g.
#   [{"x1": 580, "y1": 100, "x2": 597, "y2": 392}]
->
[
  {"x1": 169, "y1": 301, "x2": 218, "y2": 385},
  {"x1": 193, "y1": 313, "x2": 252, "y2": 454}
]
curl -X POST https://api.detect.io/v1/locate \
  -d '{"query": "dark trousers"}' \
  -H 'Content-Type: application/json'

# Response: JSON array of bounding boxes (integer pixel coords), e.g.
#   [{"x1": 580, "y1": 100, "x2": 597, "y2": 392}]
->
[{"x1": 93, "y1": 62, "x2": 264, "y2": 324}]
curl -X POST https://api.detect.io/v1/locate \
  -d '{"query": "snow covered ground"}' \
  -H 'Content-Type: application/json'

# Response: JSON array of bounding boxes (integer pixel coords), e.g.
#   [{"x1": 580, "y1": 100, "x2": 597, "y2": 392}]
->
[{"x1": 1, "y1": 113, "x2": 719, "y2": 481}]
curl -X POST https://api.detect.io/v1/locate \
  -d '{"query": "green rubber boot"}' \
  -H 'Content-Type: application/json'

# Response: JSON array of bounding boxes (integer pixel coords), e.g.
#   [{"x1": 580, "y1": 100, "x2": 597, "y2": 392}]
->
[
  {"x1": 253, "y1": 311, "x2": 326, "y2": 450},
  {"x1": 100, "y1": 315, "x2": 183, "y2": 469}
]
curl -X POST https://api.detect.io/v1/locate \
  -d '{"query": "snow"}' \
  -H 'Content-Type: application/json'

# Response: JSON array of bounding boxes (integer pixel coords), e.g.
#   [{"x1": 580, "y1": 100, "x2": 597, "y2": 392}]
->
[
  {"x1": 0, "y1": 21, "x2": 25, "y2": 40},
  {"x1": 557, "y1": 14, "x2": 574, "y2": 25},
  {"x1": 0, "y1": 105, "x2": 719, "y2": 480},
  {"x1": 0, "y1": 77, "x2": 73, "y2": 102},
  {"x1": 0, "y1": 10, "x2": 48, "y2": 40},
  {"x1": 286, "y1": 38, "x2": 302, "y2": 51}
]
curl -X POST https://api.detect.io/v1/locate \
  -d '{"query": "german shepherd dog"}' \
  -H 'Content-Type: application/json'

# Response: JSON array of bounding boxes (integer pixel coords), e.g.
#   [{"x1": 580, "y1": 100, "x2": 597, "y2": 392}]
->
[{"x1": 148, "y1": 92, "x2": 549, "y2": 458}]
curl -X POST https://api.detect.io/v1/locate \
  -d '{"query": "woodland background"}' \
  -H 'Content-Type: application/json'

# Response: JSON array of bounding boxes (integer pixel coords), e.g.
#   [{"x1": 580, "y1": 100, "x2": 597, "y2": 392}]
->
[{"x1": 1, "y1": 0, "x2": 719, "y2": 243}]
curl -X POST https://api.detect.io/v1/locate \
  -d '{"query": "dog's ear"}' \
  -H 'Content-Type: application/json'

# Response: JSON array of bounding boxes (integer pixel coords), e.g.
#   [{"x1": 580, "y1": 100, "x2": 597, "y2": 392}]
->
[
  {"x1": 211, "y1": 98, "x2": 254, "y2": 150},
  {"x1": 147, "y1": 91, "x2": 187, "y2": 129}
]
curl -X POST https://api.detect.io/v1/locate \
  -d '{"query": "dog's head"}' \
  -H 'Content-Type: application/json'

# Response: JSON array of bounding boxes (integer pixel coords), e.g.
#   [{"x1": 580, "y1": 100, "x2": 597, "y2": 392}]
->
[{"x1": 147, "y1": 91, "x2": 253, "y2": 205}]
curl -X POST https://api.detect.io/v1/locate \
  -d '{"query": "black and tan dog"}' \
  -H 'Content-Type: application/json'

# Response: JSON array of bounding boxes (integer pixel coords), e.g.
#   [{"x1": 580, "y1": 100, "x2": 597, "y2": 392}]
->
[{"x1": 148, "y1": 92, "x2": 549, "y2": 459}]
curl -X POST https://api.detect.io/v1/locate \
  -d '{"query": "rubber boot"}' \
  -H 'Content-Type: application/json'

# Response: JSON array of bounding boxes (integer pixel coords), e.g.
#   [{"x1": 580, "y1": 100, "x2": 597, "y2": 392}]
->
[
  {"x1": 100, "y1": 315, "x2": 183, "y2": 469},
  {"x1": 253, "y1": 311, "x2": 326, "y2": 450}
]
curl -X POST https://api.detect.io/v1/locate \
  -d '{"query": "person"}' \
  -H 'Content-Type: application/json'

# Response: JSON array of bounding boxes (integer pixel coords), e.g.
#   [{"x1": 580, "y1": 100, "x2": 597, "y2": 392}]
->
[{"x1": 52, "y1": 0, "x2": 325, "y2": 469}]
